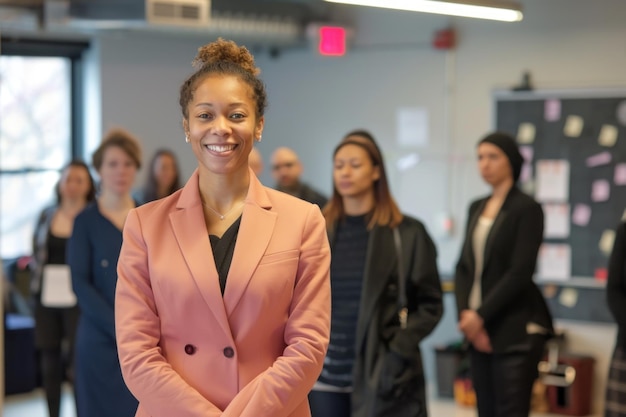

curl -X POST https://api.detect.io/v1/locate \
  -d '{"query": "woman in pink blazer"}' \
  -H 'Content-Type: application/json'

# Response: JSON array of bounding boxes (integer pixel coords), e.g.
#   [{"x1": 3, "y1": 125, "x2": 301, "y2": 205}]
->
[{"x1": 115, "y1": 38, "x2": 331, "y2": 417}]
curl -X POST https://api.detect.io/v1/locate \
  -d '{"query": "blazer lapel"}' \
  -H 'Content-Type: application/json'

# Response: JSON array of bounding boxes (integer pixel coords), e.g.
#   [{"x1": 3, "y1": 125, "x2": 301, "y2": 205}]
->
[
  {"x1": 223, "y1": 175, "x2": 276, "y2": 316},
  {"x1": 355, "y1": 226, "x2": 395, "y2": 352},
  {"x1": 463, "y1": 199, "x2": 486, "y2": 273},
  {"x1": 170, "y1": 171, "x2": 231, "y2": 338},
  {"x1": 483, "y1": 188, "x2": 516, "y2": 268}
]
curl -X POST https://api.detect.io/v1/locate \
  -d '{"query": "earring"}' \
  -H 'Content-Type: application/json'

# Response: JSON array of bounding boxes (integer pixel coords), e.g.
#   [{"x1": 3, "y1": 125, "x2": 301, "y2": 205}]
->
[
  {"x1": 257, "y1": 135, "x2": 262, "y2": 142},
  {"x1": 185, "y1": 135, "x2": 189, "y2": 143}
]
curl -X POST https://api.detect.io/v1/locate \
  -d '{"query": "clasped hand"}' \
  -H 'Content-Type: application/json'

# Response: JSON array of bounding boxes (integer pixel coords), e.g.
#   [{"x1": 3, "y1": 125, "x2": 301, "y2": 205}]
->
[{"x1": 459, "y1": 310, "x2": 492, "y2": 353}]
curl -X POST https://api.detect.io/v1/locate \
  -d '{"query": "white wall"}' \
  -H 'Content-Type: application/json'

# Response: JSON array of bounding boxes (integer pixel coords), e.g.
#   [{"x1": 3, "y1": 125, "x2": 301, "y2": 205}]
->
[
  {"x1": 0, "y1": 259, "x2": 4, "y2": 411},
  {"x1": 89, "y1": 1, "x2": 626, "y2": 412}
]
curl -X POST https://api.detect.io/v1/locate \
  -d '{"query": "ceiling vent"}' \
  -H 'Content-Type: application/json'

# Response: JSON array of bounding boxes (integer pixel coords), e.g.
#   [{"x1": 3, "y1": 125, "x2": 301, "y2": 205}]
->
[
  {"x1": 146, "y1": 0, "x2": 209, "y2": 27},
  {"x1": 0, "y1": 0, "x2": 336, "y2": 48},
  {"x1": 0, "y1": 5, "x2": 40, "y2": 31}
]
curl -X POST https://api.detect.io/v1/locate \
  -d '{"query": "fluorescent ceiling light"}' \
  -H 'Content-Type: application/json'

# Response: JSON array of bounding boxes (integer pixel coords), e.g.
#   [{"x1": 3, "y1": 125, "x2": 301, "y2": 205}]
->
[{"x1": 323, "y1": 0, "x2": 523, "y2": 22}]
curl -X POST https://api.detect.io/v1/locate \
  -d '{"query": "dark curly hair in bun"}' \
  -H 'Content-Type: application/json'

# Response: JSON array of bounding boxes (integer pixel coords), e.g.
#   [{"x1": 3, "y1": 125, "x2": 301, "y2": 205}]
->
[{"x1": 179, "y1": 38, "x2": 267, "y2": 120}]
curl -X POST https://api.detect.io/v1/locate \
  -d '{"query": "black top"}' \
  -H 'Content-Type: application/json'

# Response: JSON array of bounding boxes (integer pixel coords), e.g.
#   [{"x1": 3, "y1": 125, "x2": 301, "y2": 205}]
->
[
  {"x1": 47, "y1": 231, "x2": 68, "y2": 265},
  {"x1": 209, "y1": 216, "x2": 242, "y2": 295},
  {"x1": 277, "y1": 182, "x2": 328, "y2": 208},
  {"x1": 607, "y1": 221, "x2": 626, "y2": 346},
  {"x1": 319, "y1": 214, "x2": 369, "y2": 388}
]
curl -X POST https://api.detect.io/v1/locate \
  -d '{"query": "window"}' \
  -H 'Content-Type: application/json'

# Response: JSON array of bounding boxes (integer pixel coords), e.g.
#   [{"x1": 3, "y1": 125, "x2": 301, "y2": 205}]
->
[{"x1": 0, "y1": 38, "x2": 88, "y2": 261}]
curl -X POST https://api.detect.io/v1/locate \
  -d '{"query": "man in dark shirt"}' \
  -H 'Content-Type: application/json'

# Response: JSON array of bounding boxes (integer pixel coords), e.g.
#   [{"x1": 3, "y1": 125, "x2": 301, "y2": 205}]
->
[{"x1": 270, "y1": 147, "x2": 328, "y2": 208}]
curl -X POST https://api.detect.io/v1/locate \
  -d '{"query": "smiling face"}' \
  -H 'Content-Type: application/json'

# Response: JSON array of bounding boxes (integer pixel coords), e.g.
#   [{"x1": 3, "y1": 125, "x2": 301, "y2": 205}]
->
[
  {"x1": 183, "y1": 74, "x2": 264, "y2": 178},
  {"x1": 333, "y1": 143, "x2": 380, "y2": 200}
]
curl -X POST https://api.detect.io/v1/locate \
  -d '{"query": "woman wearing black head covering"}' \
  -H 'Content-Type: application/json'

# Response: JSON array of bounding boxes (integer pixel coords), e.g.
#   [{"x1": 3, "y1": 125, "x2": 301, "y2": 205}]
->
[{"x1": 454, "y1": 131, "x2": 553, "y2": 417}]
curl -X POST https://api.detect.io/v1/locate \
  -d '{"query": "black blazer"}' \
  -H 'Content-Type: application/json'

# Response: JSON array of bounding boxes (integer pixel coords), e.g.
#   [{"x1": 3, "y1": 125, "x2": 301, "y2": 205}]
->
[
  {"x1": 607, "y1": 221, "x2": 626, "y2": 347},
  {"x1": 454, "y1": 187, "x2": 553, "y2": 353},
  {"x1": 329, "y1": 216, "x2": 443, "y2": 417}
]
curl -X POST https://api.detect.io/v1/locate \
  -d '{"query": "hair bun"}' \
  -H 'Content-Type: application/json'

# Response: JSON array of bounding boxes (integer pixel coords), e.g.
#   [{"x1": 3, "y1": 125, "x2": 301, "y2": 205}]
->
[{"x1": 192, "y1": 37, "x2": 260, "y2": 76}]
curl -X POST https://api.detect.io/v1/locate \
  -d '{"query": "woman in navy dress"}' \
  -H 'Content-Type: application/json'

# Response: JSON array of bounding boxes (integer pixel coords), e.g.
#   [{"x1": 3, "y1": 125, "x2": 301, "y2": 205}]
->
[{"x1": 68, "y1": 128, "x2": 141, "y2": 417}]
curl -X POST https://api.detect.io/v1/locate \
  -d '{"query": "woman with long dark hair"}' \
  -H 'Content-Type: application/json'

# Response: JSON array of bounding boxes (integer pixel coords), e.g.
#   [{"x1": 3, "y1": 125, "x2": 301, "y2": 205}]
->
[
  {"x1": 135, "y1": 148, "x2": 181, "y2": 204},
  {"x1": 31, "y1": 160, "x2": 95, "y2": 417},
  {"x1": 309, "y1": 130, "x2": 443, "y2": 417}
]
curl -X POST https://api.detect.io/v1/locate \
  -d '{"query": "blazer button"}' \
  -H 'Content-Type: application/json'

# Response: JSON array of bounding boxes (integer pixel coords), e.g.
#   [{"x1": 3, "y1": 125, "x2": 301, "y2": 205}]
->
[
  {"x1": 223, "y1": 347, "x2": 234, "y2": 358},
  {"x1": 184, "y1": 344, "x2": 196, "y2": 355}
]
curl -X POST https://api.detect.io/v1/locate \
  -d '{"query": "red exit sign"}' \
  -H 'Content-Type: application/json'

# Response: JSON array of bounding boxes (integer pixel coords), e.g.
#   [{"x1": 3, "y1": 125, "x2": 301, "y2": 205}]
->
[{"x1": 318, "y1": 26, "x2": 346, "y2": 56}]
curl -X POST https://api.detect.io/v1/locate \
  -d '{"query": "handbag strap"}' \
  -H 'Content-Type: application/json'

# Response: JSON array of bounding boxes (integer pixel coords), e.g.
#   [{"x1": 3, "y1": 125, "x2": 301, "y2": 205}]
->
[{"x1": 392, "y1": 227, "x2": 408, "y2": 329}]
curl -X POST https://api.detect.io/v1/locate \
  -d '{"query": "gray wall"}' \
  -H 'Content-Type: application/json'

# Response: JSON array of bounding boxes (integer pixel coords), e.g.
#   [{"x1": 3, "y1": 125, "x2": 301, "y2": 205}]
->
[
  {"x1": 92, "y1": 0, "x2": 626, "y2": 275},
  {"x1": 84, "y1": 1, "x2": 626, "y2": 411}
]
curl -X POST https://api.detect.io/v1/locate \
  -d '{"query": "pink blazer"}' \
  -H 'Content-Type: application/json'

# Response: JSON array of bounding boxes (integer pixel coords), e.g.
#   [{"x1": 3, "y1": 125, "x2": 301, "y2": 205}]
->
[{"x1": 115, "y1": 169, "x2": 331, "y2": 417}]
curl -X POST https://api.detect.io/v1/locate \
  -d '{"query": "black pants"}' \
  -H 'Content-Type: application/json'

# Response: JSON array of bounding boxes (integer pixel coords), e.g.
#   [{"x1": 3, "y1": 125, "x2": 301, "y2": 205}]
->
[
  {"x1": 469, "y1": 334, "x2": 546, "y2": 417},
  {"x1": 35, "y1": 303, "x2": 79, "y2": 417},
  {"x1": 309, "y1": 390, "x2": 350, "y2": 417}
]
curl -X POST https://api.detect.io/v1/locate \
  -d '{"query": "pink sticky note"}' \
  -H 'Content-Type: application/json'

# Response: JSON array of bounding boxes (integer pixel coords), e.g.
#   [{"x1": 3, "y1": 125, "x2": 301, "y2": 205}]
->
[
  {"x1": 615, "y1": 163, "x2": 626, "y2": 185},
  {"x1": 545, "y1": 99, "x2": 561, "y2": 122},
  {"x1": 586, "y1": 151, "x2": 612, "y2": 168},
  {"x1": 520, "y1": 164, "x2": 533, "y2": 184},
  {"x1": 518, "y1": 146, "x2": 534, "y2": 183},
  {"x1": 519, "y1": 146, "x2": 534, "y2": 163},
  {"x1": 572, "y1": 204, "x2": 591, "y2": 226},
  {"x1": 591, "y1": 179, "x2": 611, "y2": 202}
]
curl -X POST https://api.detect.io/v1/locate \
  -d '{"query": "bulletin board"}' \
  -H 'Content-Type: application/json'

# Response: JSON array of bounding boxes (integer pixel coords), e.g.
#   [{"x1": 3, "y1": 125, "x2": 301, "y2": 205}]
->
[{"x1": 495, "y1": 89, "x2": 626, "y2": 282}]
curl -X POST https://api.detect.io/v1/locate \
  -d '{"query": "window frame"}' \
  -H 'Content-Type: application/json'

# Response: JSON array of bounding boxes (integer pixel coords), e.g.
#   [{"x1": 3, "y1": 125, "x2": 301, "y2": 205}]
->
[
  {"x1": 0, "y1": 36, "x2": 90, "y2": 260},
  {"x1": 0, "y1": 36, "x2": 90, "y2": 161}
]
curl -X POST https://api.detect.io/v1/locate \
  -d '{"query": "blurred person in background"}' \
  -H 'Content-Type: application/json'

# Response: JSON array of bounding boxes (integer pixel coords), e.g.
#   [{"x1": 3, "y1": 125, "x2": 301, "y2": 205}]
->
[
  {"x1": 454, "y1": 131, "x2": 553, "y2": 417},
  {"x1": 310, "y1": 130, "x2": 443, "y2": 417},
  {"x1": 30, "y1": 160, "x2": 96, "y2": 417},
  {"x1": 606, "y1": 218, "x2": 626, "y2": 417},
  {"x1": 271, "y1": 146, "x2": 327, "y2": 207},
  {"x1": 68, "y1": 128, "x2": 141, "y2": 417},
  {"x1": 135, "y1": 148, "x2": 181, "y2": 204}
]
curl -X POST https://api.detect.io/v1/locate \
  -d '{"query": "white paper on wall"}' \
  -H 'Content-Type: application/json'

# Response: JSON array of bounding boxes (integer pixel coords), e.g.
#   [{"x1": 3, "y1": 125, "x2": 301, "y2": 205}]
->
[
  {"x1": 535, "y1": 160, "x2": 570, "y2": 202},
  {"x1": 537, "y1": 244, "x2": 571, "y2": 281}
]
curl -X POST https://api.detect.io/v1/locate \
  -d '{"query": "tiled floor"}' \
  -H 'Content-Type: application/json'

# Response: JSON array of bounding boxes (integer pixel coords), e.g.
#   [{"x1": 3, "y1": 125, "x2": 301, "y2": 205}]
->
[{"x1": 3, "y1": 386, "x2": 601, "y2": 417}]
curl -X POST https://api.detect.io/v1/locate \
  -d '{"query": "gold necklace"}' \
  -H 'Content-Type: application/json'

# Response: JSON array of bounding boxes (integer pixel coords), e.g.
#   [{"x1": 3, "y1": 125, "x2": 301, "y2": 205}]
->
[{"x1": 203, "y1": 201, "x2": 244, "y2": 220}]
